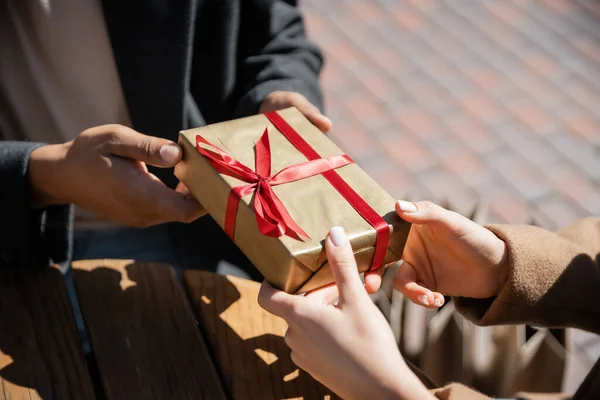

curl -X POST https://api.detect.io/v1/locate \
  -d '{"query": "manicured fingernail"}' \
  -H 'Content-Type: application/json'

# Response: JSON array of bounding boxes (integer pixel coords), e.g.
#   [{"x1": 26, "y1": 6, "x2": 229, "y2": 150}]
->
[
  {"x1": 323, "y1": 116, "x2": 333, "y2": 126},
  {"x1": 434, "y1": 298, "x2": 444, "y2": 307},
  {"x1": 160, "y1": 144, "x2": 180, "y2": 164},
  {"x1": 418, "y1": 295, "x2": 429, "y2": 306},
  {"x1": 397, "y1": 200, "x2": 418, "y2": 213},
  {"x1": 329, "y1": 226, "x2": 347, "y2": 247}
]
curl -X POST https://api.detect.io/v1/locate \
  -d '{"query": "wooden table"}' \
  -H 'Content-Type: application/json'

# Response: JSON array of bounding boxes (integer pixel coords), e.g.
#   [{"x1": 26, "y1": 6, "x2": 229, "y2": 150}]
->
[{"x1": 0, "y1": 260, "x2": 338, "y2": 399}]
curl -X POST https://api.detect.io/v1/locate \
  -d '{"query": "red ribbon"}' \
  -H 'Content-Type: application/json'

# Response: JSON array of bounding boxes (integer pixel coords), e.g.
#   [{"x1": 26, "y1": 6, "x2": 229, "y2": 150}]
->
[
  {"x1": 195, "y1": 128, "x2": 353, "y2": 241},
  {"x1": 194, "y1": 111, "x2": 391, "y2": 271},
  {"x1": 264, "y1": 112, "x2": 390, "y2": 271}
]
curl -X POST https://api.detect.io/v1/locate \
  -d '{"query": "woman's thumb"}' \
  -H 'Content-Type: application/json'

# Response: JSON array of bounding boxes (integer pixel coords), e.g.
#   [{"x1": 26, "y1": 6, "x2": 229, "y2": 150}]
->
[
  {"x1": 395, "y1": 200, "x2": 456, "y2": 226},
  {"x1": 326, "y1": 227, "x2": 366, "y2": 303}
]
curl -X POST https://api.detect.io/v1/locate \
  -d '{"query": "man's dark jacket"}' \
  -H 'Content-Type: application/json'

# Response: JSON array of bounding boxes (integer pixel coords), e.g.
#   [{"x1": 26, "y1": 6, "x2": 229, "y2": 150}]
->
[{"x1": 0, "y1": 0, "x2": 324, "y2": 272}]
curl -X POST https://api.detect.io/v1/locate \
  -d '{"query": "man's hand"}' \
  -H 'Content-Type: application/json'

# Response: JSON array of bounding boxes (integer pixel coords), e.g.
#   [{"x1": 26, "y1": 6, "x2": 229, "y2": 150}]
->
[
  {"x1": 258, "y1": 227, "x2": 433, "y2": 400},
  {"x1": 29, "y1": 124, "x2": 205, "y2": 228},
  {"x1": 259, "y1": 91, "x2": 332, "y2": 133}
]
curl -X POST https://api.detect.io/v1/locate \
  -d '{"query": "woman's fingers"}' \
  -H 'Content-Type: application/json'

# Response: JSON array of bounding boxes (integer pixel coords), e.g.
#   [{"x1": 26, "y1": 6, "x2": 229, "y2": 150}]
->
[
  {"x1": 364, "y1": 268, "x2": 384, "y2": 294},
  {"x1": 258, "y1": 280, "x2": 305, "y2": 320},
  {"x1": 393, "y1": 261, "x2": 444, "y2": 308}
]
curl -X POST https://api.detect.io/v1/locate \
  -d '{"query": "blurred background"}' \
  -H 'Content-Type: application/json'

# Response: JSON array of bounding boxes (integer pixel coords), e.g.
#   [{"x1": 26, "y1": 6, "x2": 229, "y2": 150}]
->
[{"x1": 301, "y1": 0, "x2": 600, "y2": 394}]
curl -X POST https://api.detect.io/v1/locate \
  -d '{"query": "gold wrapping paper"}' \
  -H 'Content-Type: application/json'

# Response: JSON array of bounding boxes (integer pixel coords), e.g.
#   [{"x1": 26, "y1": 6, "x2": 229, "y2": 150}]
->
[{"x1": 175, "y1": 107, "x2": 411, "y2": 293}]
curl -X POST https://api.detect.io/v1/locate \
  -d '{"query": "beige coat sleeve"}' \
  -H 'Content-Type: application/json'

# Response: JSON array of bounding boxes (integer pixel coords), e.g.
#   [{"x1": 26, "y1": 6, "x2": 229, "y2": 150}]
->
[{"x1": 454, "y1": 217, "x2": 600, "y2": 334}]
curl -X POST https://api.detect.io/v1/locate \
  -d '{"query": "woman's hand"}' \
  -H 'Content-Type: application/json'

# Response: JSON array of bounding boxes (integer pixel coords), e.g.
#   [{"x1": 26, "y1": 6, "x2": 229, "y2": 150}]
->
[
  {"x1": 394, "y1": 200, "x2": 509, "y2": 308},
  {"x1": 258, "y1": 227, "x2": 434, "y2": 400}
]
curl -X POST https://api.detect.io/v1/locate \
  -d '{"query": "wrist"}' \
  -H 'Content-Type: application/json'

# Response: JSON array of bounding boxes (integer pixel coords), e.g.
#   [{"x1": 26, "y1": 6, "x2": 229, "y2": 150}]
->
[
  {"x1": 29, "y1": 143, "x2": 69, "y2": 207},
  {"x1": 374, "y1": 360, "x2": 434, "y2": 400}
]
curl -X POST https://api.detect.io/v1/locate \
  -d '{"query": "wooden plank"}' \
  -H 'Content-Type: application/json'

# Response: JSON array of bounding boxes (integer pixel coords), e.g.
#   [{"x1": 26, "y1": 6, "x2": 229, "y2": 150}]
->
[
  {"x1": 184, "y1": 270, "x2": 340, "y2": 400},
  {"x1": 72, "y1": 260, "x2": 226, "y2": 400},
  {"x1": 0, "y1": 266, "x2": 95, "y2": 400}
]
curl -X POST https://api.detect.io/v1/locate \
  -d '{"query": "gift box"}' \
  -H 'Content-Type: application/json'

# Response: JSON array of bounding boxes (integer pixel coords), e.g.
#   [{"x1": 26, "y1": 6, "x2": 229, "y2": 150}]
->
[{"x1": 175, "y1": 107, "x2": 411, "y2": 293}]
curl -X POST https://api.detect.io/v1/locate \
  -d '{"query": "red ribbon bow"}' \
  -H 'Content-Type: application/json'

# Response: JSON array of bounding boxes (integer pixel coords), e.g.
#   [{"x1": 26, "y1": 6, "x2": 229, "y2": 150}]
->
[{"x1": 195, "y1": 129, "x2": 354, "y2": 240}]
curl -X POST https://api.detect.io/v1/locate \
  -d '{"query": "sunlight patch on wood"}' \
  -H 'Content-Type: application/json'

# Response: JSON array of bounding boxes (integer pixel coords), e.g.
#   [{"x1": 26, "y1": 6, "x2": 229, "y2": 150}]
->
[
  {"x1": 219, "y1": 275, "x2": 287, "y2": 340},
  {"x1": 0, "y1": 379, "x2": 42, "y2": 399},
  {"x1": 0, "y1": 348, "x2": 13, "y2": 369},
  {"x1": 283, "y1": 369, "x2": 300, "y2": 382},
  {"x1": 72, "y1": 259, "x2": 137, "y2": 291},
  {"x1": 254, "y1": 348, "x2": 278, "y2": 365}
]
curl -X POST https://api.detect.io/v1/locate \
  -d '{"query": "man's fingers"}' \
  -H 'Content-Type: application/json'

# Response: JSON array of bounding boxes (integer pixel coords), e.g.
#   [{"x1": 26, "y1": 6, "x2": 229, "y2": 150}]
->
[
  {"x1": 326, "y1": 226, "x2": 367, "y2": 304},
  {"x1": 153, "y1": 186, "x2": 206, "y2": 223},
  {"x1": 393, "y1": 261, "x2": 444, "y2": 309},
  {"x1": 99, "y1": 125, "x2": 182, "y2": 167},
  {"x1": 310, "y1": 114, "x2": 333, "y2": 134},
  {"x1": 292, "y1": 95, "x2": 332, "y2": 133},
  {"x1": 295, "y1": 100, "x2": 332, "y2": 133},
  {"x1": 174, "y1": 192, "x2": 206, "y2": 222},
  {"x1": 174, "y1": 181, "x2": 207, "y2": 220},
  {"x1": 102, "y1": 157, "x2": 204, "y2": 227},
  {"x1": 258, "y1": 280, "x2": 304, "y2": 320},
  {"x1": 260, "y1": 91, "x2": 332, "y2": 133},
  {"x1": 127, "y1": 175, "x2": 205, "y2": 226}
]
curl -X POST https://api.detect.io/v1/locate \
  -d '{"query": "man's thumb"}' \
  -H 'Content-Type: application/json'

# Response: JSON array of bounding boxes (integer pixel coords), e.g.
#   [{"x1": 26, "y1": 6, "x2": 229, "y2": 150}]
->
[
  {"x1": 326, "y1": 226, "x2": 365, "y2": 303},
  {"x1": 104, "y1": 126, "x2": 182, "y2": 167}
]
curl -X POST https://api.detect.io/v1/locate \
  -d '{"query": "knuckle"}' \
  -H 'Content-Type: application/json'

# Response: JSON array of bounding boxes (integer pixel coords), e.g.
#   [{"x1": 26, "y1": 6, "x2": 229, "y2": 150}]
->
[
  {"x1": 77, "y1": 127, "x2": 109, "y2": 149},
  {"x1": 295, "y1": 95, "x2": 311, "y2": 108},
  {"x1": 97, "y1": 128, "x2": 126, "y2": 152},
  {"x1": 292, "y1": 92, "x2": 307, "y2": 102},
  {"x1": 109, "y1": 124, "x2": 131, "y2": 136},
  {"x1": 418, "y1": 201, "x2": 441, "y2": 219},
  {"x1": 419, "y1": 200, "x2": 437, "y2": 211},
  {"x1": 330, "y1": 255, "x2": 355, "y2": 271},
  {"x1": 101, "y1": 124, "x2": 129, "y2": 143},
  {"x1": 139, "y1": 138, "x2": 153, "y2": 161},
  {"x1": 78, "y1": 127, "x2": 95, "y2": 139}
]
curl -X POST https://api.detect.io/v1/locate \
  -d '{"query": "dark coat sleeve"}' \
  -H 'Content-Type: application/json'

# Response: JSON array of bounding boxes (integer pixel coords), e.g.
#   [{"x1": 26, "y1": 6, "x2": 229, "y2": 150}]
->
[
  {"x1": 232, "y1": 0, "x2": 324, "y2": 117},
  {"x1": 0, "y1": 142, "x2": 72, "y2": 268}
]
